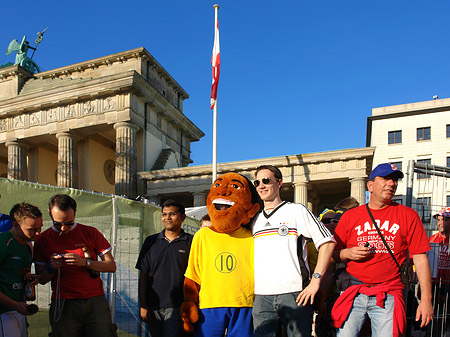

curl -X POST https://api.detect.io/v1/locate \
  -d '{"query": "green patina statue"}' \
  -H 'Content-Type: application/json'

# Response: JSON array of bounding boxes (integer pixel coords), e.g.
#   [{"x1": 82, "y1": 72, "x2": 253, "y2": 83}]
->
[{"x1": 4, "y1": 28, "x2": 47, "y2": 74}]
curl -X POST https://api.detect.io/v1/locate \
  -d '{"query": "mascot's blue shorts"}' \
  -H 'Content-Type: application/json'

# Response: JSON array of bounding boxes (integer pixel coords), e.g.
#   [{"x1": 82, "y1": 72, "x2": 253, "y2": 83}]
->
[{"x1": 195, "y1": 307, "x2": 253, "y2": 337}]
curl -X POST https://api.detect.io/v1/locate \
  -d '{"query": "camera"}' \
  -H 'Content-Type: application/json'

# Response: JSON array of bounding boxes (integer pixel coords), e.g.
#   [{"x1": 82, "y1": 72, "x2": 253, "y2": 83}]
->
[{"x1": 26, "y1": 304, "x2": 39, "y2": 315}]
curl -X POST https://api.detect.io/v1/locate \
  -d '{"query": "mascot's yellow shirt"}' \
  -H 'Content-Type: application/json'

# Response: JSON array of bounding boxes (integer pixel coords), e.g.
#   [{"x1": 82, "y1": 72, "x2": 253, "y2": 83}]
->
[{"x1": 185, "y1": 226, "x2": 254, "y2": 309}]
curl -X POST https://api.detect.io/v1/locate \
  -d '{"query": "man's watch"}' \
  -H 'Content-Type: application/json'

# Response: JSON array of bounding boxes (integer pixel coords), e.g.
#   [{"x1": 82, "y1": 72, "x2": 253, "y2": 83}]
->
[
  {"x1": 86, "y1": 259, "x2": 91, "y2": 268},
  {"x1": 312, "y1": 272, "x2": 322, "y2": 279}
]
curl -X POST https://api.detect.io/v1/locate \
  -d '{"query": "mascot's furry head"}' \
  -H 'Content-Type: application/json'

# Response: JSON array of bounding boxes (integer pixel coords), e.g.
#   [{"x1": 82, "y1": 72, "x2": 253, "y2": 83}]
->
[{"x1": 206, "y1": 172, "x2": 261, "y2": 233}]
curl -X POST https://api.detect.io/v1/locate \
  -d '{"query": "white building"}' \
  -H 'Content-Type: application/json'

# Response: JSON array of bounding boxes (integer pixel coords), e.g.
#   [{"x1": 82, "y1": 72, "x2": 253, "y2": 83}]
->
[{"x1": 367, "y1": 97, "x2": 450, "y2": 230}]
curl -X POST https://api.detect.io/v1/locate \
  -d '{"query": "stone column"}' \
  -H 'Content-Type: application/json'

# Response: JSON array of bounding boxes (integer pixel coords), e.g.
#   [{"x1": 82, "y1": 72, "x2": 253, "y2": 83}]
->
[
  {"x1": 294, "y1": 181, "x2": 308, "y2": 205},
  {"x1": 114, "y1": 122, "x2": 138, "y2": 198},
  {"x1": 6, "y1": 141, "x2": 27, "y2": 180},
  {"x1": 56, "y1": 132, "x2": 79, "y2": 188},
  {"x1": 193, "y1": 192, "x2": 207, "y2": 207},
  {"x1": 350, "y1": 177, "x2": 366, "y2": 206}
]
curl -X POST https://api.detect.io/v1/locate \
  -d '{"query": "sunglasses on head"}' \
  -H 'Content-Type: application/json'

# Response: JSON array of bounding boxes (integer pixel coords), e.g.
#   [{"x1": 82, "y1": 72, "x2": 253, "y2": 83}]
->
[
  {"x1": 322, "y1": 218, "x2": 339, "y2": 225},
  {"x1": 253, "y1": 177, "x2": 276, "y2": 187}
]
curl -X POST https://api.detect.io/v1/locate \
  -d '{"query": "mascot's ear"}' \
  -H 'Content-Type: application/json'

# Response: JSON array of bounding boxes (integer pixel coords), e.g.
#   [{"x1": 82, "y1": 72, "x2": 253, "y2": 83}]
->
[{"x1": 247, "y1": 203, "x2": 260, "y2": 220}]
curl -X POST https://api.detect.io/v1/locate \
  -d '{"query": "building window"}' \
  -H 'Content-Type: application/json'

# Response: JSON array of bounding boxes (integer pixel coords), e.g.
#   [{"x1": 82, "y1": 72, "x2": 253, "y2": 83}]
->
[
  {"x1": 447, "y1": 124, "x2": 450, "y2": 138},
  {"x1": 390, "y1": 161, "x2": 402, "y2": 172},
  {"x1": 388, "y1": 130, "x2": 402, "y2": 144},
  {"x1": 416, "y1": 197, "x2": 431, "y2": 223},
  {"x1": 157, "y1": 115, "x2": 162, "y2": 129},
  {"x1": 447, "y1": 156, "x2": 450, "y2": 168},
  {"x1": 417, "y1": 127, "x2": 431, "y2": 141},
  {"x1": 447, "y1": 195, "x2": 450, "y2": 207},
  {"x1": 417, "y1": 159, "x2": 431, "y2": 179},
  {"x1": 392, "y1": 197, "x2": 403, "y2": 205}
]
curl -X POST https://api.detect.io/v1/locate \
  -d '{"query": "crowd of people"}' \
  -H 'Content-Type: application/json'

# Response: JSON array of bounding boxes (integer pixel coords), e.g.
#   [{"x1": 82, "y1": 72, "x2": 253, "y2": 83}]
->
[{"x1": 0, "y1": 162, "x2": 448, "y2": 337}]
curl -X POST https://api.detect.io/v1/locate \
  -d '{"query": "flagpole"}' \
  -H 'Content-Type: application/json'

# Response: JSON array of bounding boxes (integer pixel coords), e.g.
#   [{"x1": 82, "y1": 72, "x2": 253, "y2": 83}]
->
[
  {"x1": 212, "y1": 4, "x2": 220, "y2": 183},
  {"x1": 212, "y1": 99, "x2": 218, "y2": 183}
]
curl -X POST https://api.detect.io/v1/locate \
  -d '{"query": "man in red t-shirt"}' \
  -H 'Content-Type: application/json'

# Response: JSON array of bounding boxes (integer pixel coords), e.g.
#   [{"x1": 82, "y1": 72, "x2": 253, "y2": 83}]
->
[
  {"x1": 34, "y1": 194, "x2": 117, "y2": 337},
  {"x1": 332, "y1": 163, "x2": 433, "y2": 337}
]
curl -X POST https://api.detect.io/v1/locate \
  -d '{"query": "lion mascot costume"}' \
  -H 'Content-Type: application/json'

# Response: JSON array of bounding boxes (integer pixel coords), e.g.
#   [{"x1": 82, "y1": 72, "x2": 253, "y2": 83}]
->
[{"x1": 181, "y1": 172, "x2": 261, "y2": 336}]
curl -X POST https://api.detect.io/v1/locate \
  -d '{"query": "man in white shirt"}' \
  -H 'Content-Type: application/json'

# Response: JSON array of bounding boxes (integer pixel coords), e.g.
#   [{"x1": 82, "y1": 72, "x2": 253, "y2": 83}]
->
[{"x1": 252, "y1": 165, "x2": 336, "y2": 337}]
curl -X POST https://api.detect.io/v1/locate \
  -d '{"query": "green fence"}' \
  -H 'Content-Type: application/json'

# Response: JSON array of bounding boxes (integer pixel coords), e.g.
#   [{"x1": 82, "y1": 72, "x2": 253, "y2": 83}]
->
[{"x1": 0, "y1": 177, "x2": 199, "y2": 336}]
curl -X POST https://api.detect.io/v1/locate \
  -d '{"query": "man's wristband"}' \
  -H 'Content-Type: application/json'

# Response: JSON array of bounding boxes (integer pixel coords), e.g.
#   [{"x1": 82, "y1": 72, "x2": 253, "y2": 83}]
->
[{"x1": 46, "y1": 262, "x2": 56, "y2": 274}]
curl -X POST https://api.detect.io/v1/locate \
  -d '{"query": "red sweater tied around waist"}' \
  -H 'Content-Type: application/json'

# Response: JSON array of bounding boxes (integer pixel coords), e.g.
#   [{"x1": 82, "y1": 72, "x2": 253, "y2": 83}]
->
[{"x1": 331, "y1": 278, "x2": 405, "y2": 337}]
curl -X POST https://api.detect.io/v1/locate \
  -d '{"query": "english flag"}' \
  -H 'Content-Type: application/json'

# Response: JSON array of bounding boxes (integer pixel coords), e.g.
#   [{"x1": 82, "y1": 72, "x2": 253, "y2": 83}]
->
[{"x1": 210, "y1": 15, "x2": 220, "y2": 109}]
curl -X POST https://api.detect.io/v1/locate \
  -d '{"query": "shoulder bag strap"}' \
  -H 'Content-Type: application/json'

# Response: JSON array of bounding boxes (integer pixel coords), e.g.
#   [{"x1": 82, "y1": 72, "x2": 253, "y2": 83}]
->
[{"x1": 365, "y1": 203, "x2": 401, "y2": 270}]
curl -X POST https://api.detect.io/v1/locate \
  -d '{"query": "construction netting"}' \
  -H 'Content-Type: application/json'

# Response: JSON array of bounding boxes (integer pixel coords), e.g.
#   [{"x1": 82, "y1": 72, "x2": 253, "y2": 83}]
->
[
  {"x1": 405, "y1": 161, "x2": 450, "y2": 337},
  {"x1": 0, "y1": 177, "x2": 199, "y2": 337}
]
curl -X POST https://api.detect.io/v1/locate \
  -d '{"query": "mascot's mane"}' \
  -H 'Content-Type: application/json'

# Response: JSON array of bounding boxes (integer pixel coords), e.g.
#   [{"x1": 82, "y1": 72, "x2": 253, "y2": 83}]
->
[{"x1": 241, "y1": 175, "x2": 262, "y2": 227}]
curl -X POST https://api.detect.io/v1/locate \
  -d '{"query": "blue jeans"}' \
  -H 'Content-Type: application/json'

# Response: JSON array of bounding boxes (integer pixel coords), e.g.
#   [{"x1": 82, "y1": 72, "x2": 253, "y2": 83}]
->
[
  {"x1": 336, "y1": 293, "x2": 395, "y2": 337},
  {"x1": 147, "y1": 307, "x2": 186, "y2": 337},
  {"x1": 252, "y1": 292, "x2": 312, "y2": 337}
]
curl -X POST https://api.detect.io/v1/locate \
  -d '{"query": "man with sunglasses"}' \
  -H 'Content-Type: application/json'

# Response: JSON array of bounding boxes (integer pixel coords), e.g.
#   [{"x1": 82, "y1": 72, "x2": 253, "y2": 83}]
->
[
  {"x1": 34, "y1": 194, "x2": 117, "y2": 337},
  {"x1": 252, "y1": 165, "x2": 336, "y2": 337}
]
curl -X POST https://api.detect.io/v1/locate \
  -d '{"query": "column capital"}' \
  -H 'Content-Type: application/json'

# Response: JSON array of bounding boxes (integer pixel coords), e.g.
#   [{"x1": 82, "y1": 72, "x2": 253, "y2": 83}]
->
[
  {"x1": 113, "y1": 121, "x2": 139, "y2": 131},
  {"x1": 56, "y1": 131, "x2": 79, "y2": 141},
  {"x1": 192, "y1": 191, "x2": 207, "y2": 196},
  {"x1": 293, "y1": 180, "x2": 308, "y2": 187},
  {"x1": 349, "y1": 176, "x2": 366, "y2": 182},
  {"x1": 5, "y1": 140, "x2": 29, "y2": 150},
  {"x1": 193, "y1": 191, "x2": 207, "y2": 207}
]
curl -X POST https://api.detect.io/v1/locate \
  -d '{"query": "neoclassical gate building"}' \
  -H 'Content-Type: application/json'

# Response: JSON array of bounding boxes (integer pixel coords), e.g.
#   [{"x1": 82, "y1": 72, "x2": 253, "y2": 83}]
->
[{"x1": 0, "y1": 48, "x2": 204, "y2": 198}]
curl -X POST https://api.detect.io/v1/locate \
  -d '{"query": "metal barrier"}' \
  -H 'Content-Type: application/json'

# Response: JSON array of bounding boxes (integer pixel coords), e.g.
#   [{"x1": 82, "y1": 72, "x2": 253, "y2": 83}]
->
[{"x1": 0, "y1": 177, "x2": 199, "y2": 336}]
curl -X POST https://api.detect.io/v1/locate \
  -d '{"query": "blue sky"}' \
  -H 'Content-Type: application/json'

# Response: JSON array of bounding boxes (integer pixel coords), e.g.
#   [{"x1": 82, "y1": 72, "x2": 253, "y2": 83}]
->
[{"x1": 1, "y1": 1, "x2": 449, "y2": 166}]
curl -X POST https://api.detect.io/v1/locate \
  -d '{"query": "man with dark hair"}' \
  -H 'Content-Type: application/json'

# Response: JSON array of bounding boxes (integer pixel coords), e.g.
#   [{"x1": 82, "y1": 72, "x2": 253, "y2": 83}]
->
[
  {"x1": 252, "y1": 165, "x2": 336, "y2": 337},
  {"x1": 136, "y1": 199, "x2": 193, "y2": 337},
  {"x1": 34, "y1": 194, "x2": 117, "y2": 337},
  {"x1": 0, "y1": 202, "x2": 42, "y2": 337},
  {"x1": 332, "y1": 163, "x2": 433, "y2": 336}
]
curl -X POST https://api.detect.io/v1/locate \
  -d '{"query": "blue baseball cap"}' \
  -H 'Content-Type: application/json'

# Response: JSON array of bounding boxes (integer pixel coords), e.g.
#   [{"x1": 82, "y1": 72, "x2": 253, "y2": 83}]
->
[{"x1": 369, "y1": 163, "x2": 404, "y2": 180}]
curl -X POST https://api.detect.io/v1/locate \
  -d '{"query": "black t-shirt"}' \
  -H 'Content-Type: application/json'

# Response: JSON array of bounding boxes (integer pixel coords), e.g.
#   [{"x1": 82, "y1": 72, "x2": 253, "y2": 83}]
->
[{"x1": 136, "y1": 229, "x2": 193, "y2": 309}]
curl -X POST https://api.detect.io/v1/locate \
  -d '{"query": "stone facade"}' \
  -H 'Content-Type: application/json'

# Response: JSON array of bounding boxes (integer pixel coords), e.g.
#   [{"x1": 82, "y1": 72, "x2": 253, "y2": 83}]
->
[
  {"x1": 368, "y1": 97, "x2": 450, "y2": 229},
  {"x1": 139, "y1": 147, "x2": 374, "y2": 215},
  {"x1": 0, "y1": 48, "x2": 204, "y2": 198}
]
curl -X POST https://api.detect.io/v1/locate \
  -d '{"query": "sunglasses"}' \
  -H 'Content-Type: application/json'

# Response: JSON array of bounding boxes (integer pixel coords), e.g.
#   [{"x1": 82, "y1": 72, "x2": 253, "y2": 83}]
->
[
  {"x1": 49, "y1": 214, "x2": 75, "y2": 228},
  {"x1": 52, "y1": 221, "x2": 75, "y2": 227},
  {"x1": 253, "y1": 177, "x2": 277, "y2": 187}
]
